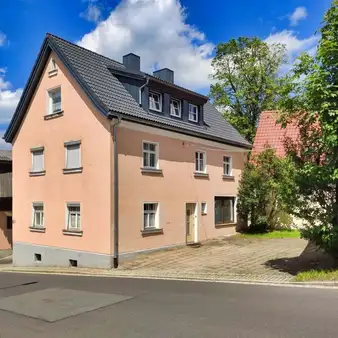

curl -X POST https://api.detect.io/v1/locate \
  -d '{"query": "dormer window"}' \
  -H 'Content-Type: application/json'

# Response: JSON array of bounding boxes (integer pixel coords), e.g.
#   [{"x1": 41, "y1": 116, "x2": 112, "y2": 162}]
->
[
  {"x1": 149, "y1": 91, "x2": 162, "y2": 112},
  {"x1": 170, "y1": 98, "x2": 181, "y2": 118},
  {"x1": 188, "y1": 103, "x2": 198, "y2": 122}
]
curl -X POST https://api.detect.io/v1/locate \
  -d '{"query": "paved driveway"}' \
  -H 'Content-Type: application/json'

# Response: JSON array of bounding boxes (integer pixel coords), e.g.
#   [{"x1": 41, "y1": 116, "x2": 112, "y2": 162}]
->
[{"x1": 119, "y1": 236, "x2": 331, "y2": 283}]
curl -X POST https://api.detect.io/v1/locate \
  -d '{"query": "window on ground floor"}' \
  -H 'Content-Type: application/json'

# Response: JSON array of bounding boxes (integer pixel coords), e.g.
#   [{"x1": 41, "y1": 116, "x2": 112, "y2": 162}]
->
[
  {"x1": 214, "y1": 197, "x2": 235, "y2": 224},
  {"x1": 32, "y1": 203, "x2": 44, "y2": 228},
  {"x1": 143, "y1": 203, "x2": 159, "y2": 230},
  {"x1": 66, "y1": 203, "x2": 81, "y2": 230}
]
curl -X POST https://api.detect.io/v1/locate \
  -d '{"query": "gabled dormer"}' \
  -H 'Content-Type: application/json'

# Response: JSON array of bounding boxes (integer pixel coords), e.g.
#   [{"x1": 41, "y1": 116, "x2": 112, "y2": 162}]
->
[{"x1": 108, "y1": 53, "x2": 208, "y2": 126}]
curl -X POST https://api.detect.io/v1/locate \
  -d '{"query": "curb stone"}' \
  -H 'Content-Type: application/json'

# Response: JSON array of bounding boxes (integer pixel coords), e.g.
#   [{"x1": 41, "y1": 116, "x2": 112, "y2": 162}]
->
[{"x1": 1, "y1": 267, "x2": 338, "y2": 289}]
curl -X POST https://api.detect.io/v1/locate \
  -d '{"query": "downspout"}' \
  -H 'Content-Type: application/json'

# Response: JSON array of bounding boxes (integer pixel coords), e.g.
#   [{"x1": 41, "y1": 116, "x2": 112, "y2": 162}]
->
[
  {"x1": 111, "y1": 116, "x2": 122, "y2": 268},
  {"x1": 139, "y1": 76, "x2": 149, "y2": 105}
]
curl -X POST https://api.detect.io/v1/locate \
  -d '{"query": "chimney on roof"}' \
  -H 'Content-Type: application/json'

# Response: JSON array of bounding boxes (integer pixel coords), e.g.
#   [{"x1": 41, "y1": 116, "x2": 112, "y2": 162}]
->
[
  {"x1": 153, "y1": 68, "x2": 174, "y2": 84},
  {"x1": 123, "y1": 53, "x2": 140, "y2": 72}
]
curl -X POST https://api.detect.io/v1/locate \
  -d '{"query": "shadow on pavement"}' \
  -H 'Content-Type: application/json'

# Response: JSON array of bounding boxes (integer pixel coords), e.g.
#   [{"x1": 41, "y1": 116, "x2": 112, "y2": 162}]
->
[{"x1": 265, "y1": 242, "x2": 335, "y2": 276}]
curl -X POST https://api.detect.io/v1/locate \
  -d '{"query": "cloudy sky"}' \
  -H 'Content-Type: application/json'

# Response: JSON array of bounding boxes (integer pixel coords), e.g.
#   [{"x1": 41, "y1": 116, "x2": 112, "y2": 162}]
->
[{"x1": 0, "y1": 0, "x2": 332, "y2": 148}]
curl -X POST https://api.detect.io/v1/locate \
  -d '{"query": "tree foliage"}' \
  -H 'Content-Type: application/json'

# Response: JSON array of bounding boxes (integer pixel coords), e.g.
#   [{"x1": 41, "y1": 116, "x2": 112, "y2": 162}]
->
[
  {"x1": 210, "y1": 37, "x2": 287, "y2": 143},
  {"x1": 278, "y1": 0, "x2": 338, "y2": 256},
  {"x1": 237, "y1": 149, "x2": 297, "y2": 233}
]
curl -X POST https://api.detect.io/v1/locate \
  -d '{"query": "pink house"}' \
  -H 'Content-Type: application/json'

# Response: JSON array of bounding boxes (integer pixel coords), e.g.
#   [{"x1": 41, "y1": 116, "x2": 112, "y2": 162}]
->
[{"x1": 4, "y1": 34, "x2": 251, "y2": 268}]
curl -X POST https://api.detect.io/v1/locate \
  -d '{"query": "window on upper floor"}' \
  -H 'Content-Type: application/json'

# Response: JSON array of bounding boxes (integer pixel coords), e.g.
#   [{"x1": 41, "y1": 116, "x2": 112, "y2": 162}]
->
[
  {"x1": 48, "y1": 87, "x2": 62, "y2": 115},
  {"x1": 223, "y1": 156, "x2": 232, "y2": 176},
  {"x1": 31, "y1": 148, "x2": 44, "y2": 174},
  {"x1": 142, "y1": 141, "x2": 159, "y2": 169},
  {"x1": 188, "y1": 103, "x2": 198, "y2": 122},
  {"x1": 48, "y1": 58, "x2": 58, "y2": 77},
  {"x1": 64, "y1": 141, "x2": 82, "y2": 173},
  {"x1": 170, "y1": 98, "x2": 181, "y2": 118},
  {"x1": 195, "y1": 151, "x2": 206, "y2": 173},
  {"x1": 149, "y1": 91, "x2": 162, "y2": 112}
]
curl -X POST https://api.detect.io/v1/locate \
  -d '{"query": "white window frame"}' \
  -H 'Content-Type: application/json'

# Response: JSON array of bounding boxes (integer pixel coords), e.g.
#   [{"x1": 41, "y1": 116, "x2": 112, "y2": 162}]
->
[
  {"x1": 201, "y1": 202, "x2": 207, "y2": 215},
  {"x1": 143, "y1": 202, "x2": 159, "y2": 230},
  {"x1": 223, "y1": 156, "x2": 232, "y2": 176},
  {"x1": 188, "y1": 103, "x2": 198, "y2": 122},
  {"x1": 142, "y1": 141, "x2": 159, "y2": 169},
  {"x1": 214, "y1": 196, "x2": 237, "y2": 225},
  {"x1": 47, "y1": 87, "x2": 62, "y2": 115},
  {"x1": 170, "y1": 98, "x2": 181, "y2": 117},
  {"x1": 65, "y1": 142, "x2": 81, "y2": 170},
  {"x1": 149, "y1": 91, "x2": 162, "y2": 112},
  {"x1": 195, "y1": 151, "x2": 206, "y2": 173},
  {"x1": 32, "y1": 203, "x2": 44, "y2": 228},
  {"x1": 66, "y1": 203, "x2": 81, "y2": 230},
  {"x1": 31, "y1": 148, "x2": 44, "y2": 172}
]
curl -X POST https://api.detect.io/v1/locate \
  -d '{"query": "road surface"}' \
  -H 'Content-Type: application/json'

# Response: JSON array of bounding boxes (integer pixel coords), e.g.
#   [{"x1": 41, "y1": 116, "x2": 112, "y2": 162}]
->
[{"x1": 0, "y1": 272, "x2": 337, "y2": 337}]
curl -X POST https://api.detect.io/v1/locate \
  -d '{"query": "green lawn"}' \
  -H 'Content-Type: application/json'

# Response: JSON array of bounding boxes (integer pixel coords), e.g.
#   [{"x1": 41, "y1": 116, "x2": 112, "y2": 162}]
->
[
  {"x1": 294, "y1": 269, "x2": 338, "y2": 282},
  {"x1": 237, "y1": 230, "x2": 301, "y2": 239}
]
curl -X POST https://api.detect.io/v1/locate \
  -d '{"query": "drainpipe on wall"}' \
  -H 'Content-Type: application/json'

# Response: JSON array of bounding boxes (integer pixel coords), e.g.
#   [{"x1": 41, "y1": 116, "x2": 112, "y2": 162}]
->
[
  {"x1": 139, "y1": 76, "x2": 149, "y2": 105},
  {"x1": 110, "y1": 115, "x2": 122, "y2": 268}
]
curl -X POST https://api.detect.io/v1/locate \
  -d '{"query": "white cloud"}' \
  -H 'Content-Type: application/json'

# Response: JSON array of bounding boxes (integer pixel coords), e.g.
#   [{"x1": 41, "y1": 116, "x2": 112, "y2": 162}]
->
[
  {"x1": 265, "y1": 30, "x2": 318, "y2": 70},
  {"x1": 0, "y1": 32, "x2": 7, "y2": 47},
  {"x1": 80, "y1": 0, "x2": 102, "y2": 23},
  {"x1": 0, "y1": 69, "x2": 23, "y2": 125},
  {"x1": 78, "y1": 0, "x2": 214, "y2": 91},
  {"x1": 289, "y1": 7, "x2": 307, "y2": 26}
]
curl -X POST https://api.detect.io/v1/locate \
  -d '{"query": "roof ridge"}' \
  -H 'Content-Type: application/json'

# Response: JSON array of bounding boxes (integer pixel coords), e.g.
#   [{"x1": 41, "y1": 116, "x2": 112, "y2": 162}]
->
[{"x1": 46, "y1": 33, "x2": 124, "y2": 66}]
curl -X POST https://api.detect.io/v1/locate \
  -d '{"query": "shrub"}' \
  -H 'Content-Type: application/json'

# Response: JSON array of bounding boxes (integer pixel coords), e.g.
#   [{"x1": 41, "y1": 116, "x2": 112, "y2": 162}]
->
[{"x1": 237, "y1": 148, "x2": 297, "y2": 233}]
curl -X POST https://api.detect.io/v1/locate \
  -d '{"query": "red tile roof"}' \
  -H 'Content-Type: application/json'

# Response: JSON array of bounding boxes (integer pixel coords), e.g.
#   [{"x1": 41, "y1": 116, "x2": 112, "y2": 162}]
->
[{"x1": 253, "y1": 111, "x2": 299, "y2": 157}]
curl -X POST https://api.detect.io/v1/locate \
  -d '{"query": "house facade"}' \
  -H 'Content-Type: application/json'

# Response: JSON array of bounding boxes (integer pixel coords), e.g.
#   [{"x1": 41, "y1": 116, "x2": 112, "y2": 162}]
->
[{"x1": 5, "y1": 34, "x2": 250, "y2": 268}]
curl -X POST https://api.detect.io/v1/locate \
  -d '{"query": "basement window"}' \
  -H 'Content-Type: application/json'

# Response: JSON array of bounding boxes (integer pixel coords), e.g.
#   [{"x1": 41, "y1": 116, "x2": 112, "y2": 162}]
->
[
  {"x1": 69, "y1": 259, "x2": 78, "y2": 267},
  {"x1": 34, "y1": 253, "x2": 42, "y2": 262}
]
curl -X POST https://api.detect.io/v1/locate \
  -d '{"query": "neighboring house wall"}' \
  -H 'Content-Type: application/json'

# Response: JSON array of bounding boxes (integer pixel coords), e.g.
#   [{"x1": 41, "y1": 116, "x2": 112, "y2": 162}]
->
[
  {"x1": 12, "y1": 52, "x2": 113, "y2": 266},
  {"x1": 117, "y1": 121, "x2": 246, "y2": 254},
  {"x1": 0, "y1": 212, "x2": 12, "y2": 251}
]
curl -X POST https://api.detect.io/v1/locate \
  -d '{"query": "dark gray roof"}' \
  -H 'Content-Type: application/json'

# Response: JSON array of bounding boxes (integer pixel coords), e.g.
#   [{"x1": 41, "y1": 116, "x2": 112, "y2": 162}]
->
[
  {"x1": 0, "y1": 150, "x2": 12, "y2": 162},
  {"x1": 5, "y1": 34, "x2": 251, "y2": 148}
]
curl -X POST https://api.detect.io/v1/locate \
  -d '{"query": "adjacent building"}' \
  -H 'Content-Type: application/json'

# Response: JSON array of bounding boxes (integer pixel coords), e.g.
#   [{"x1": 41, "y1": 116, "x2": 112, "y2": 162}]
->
[
  {"x1": 0, "y1": 150, "x2": 12, "y2": 252},
  {"x1": 4, "y1": 34, "x2": 251, "y2": 268}
]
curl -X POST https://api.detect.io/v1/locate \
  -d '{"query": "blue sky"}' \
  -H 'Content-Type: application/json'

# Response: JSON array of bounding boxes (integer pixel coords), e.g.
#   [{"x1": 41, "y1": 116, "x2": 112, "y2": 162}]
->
[{"x1": 0, "y1": 0, "x2": 332, "y2": 147}]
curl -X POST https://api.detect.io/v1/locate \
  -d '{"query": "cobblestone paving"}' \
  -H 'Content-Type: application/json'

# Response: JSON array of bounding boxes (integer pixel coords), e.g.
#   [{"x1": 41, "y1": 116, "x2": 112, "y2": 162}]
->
[
  {"x1": 118, "y1": 236, "x2": 313, "y2": 283},
  {"x1": 1, "y1": 237, "x2": 332, "y2": 283}
]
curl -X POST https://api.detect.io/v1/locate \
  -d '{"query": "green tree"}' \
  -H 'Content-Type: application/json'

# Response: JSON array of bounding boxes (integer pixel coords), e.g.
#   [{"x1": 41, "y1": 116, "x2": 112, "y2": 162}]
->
[
  {"x1": 278, "y1": 0, "x2": 338, "y2": 256},
  {"x1": 237, "y1": 148, "x2": 297, "y2": 233},
  {"x1": 210, "y1": 37, "x2": 287, "y2": 143}
]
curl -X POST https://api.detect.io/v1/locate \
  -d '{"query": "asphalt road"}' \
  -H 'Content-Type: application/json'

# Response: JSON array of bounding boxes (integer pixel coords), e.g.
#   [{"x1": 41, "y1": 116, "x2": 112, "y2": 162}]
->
[{"x1": 0, "y1": 272, "x2": 337, "y2": 338}]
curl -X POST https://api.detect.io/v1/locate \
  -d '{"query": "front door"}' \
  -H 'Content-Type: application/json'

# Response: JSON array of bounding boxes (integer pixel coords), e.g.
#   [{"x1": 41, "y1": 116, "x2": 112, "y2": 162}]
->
[{"x1": 186, "y1": 203, "x2": 196, "y2": 243}]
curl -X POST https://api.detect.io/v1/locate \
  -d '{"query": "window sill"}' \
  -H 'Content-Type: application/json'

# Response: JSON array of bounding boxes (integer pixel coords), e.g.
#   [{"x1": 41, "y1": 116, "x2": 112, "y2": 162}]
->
[
  {"x1": 149, "y1": 108, "x2": 163, "y2": 113},
  {"x1": 48, "y1": 69, "x2": 58, "y2": 77},
  {"x1": 215, "y1": 223, "x2": 236, "y2": 229},
  {"x1": 194, "y1": 172, "x2": 209, "y2": 178},
  {"x1": 62, "y1": 229, "x2": 83, "y2": 237},
  {"x1": 170, "y1": 113, "x2": 182, "y2": 119},
  {"x1": 141, "y1": 228, "x2": 163, "y2": 236},
  {"x1": 141, "y1": 168, "x2": 163, "y2": 175},
  {"x1": 44, "y1": 111, "x2": 64, "y2": 120},
  {"x1": 29, "y1": 170, "x2": 46, "y2": 177},
  {"x1": 222, "y1": 175, "x2": 235, "y2": 181},
  {"x1": 29, "y1": 226, "x2": 46, "y2": 233},
  {"x1": 63, "y1": 167, "x2": 83, "y2": 174}
]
